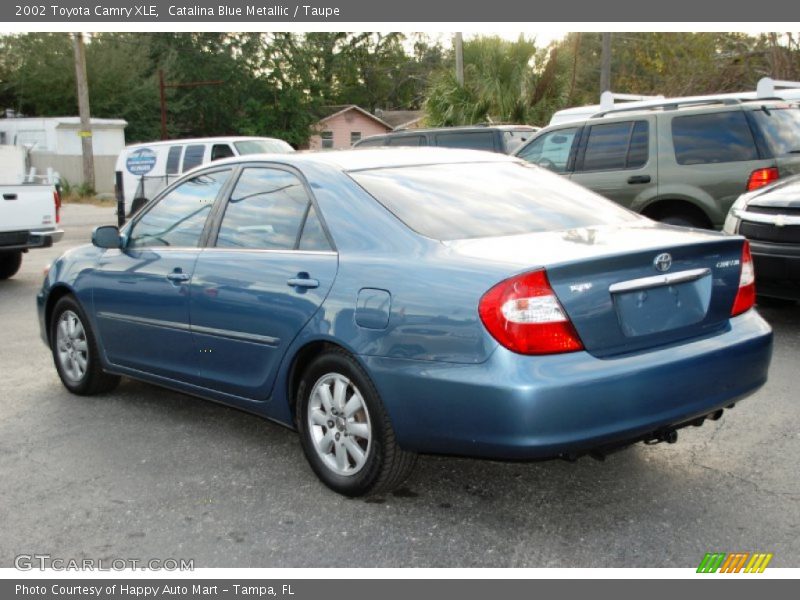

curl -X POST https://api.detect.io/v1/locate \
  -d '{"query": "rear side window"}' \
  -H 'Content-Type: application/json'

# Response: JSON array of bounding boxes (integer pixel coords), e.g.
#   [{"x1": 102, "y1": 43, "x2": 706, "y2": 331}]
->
[
  {"x1": 349, "y1": 162, "x2": 638, "y2": 241},
  {"x1": 166, "y1": 146, "x2": 183, "y2": 175},
  {"x1": 355, "y1": 137, "x2": 386, "y2": 148},
  {"x1": 216, "y1": 168, "x2": 311, "y2": 250},
  {"x1": 182, "y1": 144, "x2": 206, "y2": 171},
  {"x1": 386, "y1": 135, "x2": 426, "y2": 147},
  {"x1": 434, "y1": 131, "x2": 496, "y2": 151},
  {"x1": 581, "y1": 120, "x2": 649, "y2": 171},
  {"x1": 672, "y1": 112, "x2": 759, "y2": 165},
  {"x1": 749, "y1": 107, "x2": 800, "y2": 156},
  {"x1": 503, "y1": 130, "x2": 535, "y2": 153}
]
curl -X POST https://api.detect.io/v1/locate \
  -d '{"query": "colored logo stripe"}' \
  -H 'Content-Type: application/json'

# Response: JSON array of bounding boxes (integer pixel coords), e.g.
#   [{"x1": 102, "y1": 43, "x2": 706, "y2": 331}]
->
[
  {"x1": 697, "y1": 552, "x2": 773, "y2": 573},
  {"x1": 745, "y1": 553, "x2": 773, "y2": 573}
]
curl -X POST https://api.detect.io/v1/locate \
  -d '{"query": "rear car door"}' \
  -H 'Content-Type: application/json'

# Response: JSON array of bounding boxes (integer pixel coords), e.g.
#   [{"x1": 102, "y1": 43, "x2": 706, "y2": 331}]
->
[
  {"x1": 190, "y1": 166, "x2": 338, "y2": 400},
  {"x1": 91, "y1": 168, "x2": 232, "y2": 380},
  {"x1": 664, "y1": 110, "x2": 766, "y2": 227},
  {"x1": 571, "y1": 117, "x2": 657, "y2": 210}
]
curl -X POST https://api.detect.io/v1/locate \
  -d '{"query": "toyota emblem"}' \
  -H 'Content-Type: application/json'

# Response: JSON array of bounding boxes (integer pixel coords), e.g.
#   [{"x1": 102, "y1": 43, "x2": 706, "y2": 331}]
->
[{"x1": 653, "y1": 253, "x2": 672, "y2": 272}]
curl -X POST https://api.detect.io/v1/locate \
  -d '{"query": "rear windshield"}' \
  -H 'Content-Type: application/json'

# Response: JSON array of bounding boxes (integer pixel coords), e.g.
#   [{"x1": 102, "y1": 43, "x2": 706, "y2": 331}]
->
[
  {"x1": 234, "y1": 139, "x2": 295, "y2": 155},
  {"x1": 749, "y1": 107, "x2": 800, "y2": 156},
  {"x1": 349, "y1": 162, "x2": 639, "y2": 240}
]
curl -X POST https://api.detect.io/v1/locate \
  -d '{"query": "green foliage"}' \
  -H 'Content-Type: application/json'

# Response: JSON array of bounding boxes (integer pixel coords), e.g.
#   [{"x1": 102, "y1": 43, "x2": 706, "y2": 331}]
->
[
  {"x1": 0, "y1": 32, "x2": 446, "y2": 147},
  {"x1": 425, "y1": 35, "x2": 562, "y2": 127}
]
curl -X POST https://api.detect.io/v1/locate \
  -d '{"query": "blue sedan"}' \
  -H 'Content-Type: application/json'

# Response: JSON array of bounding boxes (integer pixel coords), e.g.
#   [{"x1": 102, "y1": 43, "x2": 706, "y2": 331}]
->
[{"x1": 38, "y1": 149, "x2": 773, "y2": 496}]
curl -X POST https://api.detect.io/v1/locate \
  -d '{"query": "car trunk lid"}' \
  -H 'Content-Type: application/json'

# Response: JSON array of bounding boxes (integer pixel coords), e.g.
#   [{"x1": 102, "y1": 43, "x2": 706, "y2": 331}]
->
[{"x1": 446, "y1": 224, "x2": 746, "y2": 357}]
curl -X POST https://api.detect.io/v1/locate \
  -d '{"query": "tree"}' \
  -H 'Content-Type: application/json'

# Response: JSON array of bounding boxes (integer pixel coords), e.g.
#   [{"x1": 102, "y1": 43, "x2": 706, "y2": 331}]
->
[{"x1": 424, "y1": 35, "x2": 562, "y2": 127}]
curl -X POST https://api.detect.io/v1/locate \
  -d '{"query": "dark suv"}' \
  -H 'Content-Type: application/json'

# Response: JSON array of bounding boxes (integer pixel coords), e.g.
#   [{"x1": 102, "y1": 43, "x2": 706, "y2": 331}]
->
[
  {"x1": 515, "y1": 99, "x2": 800, "y2": 228},
  {"x1": 354, "y1": 125, "x2": 539, "y2": 155}
]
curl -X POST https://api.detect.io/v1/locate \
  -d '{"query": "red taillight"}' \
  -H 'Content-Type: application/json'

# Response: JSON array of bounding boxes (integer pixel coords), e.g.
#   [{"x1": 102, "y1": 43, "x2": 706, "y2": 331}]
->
[
  {"x1": 746, "y1": 167, "x2": 779, "y2": 191},
  {"x1": 53, "y1": 189, "x2": 61, "y2": 224},
  {"x1": 731, "y1": 241, "x2": 756, "y2": 316},
  {"x1": 479, "y1": 269, "x2": 584, "y2": 355}
]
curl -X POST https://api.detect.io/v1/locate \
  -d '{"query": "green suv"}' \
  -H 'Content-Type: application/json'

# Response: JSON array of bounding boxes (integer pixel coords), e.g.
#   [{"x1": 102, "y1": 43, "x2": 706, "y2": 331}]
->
[{"x1": 514, "y1": 99, "x2": 800, "y2": 228}]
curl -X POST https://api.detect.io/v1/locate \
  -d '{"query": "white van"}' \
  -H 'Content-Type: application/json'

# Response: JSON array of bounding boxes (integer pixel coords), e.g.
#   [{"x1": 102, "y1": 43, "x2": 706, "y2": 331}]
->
[{"x1": 115, "y1": 136, "x2": 294, "y2": 215}]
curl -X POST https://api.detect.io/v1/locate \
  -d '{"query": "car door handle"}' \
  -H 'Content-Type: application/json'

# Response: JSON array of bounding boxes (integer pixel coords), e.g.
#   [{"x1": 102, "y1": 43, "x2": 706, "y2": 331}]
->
[
  {"x1": 3, "y1": 193, "x2": 17, "y2": 200},
  {"x1": 287, "y1": 275, "x2": 320, "y2": 289},
  {"x1": 627, "y1": 175, "x2": 651, "y2": 184},
  {"x1": 166, "y1": 271, "x2": 190, "y2": 283}
]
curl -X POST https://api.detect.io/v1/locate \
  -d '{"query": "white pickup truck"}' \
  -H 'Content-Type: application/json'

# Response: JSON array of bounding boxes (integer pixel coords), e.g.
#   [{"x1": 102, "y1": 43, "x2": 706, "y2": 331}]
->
[{"x1": 0, "y1": 146, "x2": 64, "y2": 279}]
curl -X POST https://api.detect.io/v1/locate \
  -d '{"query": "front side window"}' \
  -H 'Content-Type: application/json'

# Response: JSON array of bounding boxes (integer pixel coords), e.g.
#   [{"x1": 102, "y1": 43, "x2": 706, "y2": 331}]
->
[
  {"x1": 672, "y1": 111, "x2": 759, "y2": 165},
  {"x1": 211, "y1": 144, "x2": 235, "y2": 161},
  {"x1": 216, "y1": 168, "x2": 313, "y2": 250},
  {"x1": 516, "y1": 127, "x2": 579, "y2": 173},
  {"x1": 127, "y1": 170, "x2": 231, "y2": 248}
]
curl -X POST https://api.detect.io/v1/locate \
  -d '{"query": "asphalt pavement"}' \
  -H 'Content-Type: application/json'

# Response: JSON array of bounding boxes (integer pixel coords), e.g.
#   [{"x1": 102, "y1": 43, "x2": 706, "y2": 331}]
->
[{"x1": 1, "y1": 203, "x2": 798, "y2": 568}]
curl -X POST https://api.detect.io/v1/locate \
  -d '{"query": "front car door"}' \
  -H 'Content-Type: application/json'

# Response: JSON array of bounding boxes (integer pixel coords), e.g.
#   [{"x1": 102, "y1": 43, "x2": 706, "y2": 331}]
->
[
  {"x1": 91, "y1": 168, "x2": 232, "y2": 380},
  {"x1": 190, "y1": 165, "x2": 338, "y2": 400}
]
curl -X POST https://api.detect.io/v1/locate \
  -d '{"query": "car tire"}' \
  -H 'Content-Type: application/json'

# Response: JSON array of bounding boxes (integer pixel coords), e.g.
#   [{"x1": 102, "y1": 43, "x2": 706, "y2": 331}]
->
[
  {"x1": 0, "y1": 251, "x2": 23, "y2": 280},
  {"x1": 657, "y1": 214, "x2": 704, "y2": 228},
  {"x1": 50, "y1": 295, "x2": 120, "y2": 395},
  {"x1": 296, "y1": 348, "x2": 417, "y2": 496}
]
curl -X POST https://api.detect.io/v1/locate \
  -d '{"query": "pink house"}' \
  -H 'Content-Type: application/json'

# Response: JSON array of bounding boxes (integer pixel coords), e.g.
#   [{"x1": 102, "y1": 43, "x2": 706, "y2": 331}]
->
[{"x1": 307, "y1": 105, "x2": 393, "y2": 150}]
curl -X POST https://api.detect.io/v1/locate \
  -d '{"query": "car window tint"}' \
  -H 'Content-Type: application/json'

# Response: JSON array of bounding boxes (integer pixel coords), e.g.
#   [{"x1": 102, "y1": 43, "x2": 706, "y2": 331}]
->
[
  {"x1": 211, "y1": 144, "x2": 235, "y2": 161},
  {"x1": 672, "y1": 111, "x2": 758, "y2": 165},
  {"x1": 166, "y1": 145, "x2": 183, "y2": 175},
  {"x1": 350, "y1": 162, "x2": 638, "y2": 241},
  {"x1": 434, "y1": 131, "x2": 495, "y2": 151},
  {"x1": 298, "y1": 204, "x2": 332, "y2": 251},
  {"x1": 516, "y1": 127, "x2": 578, "y2": 173},
  {"x1": 128, "y1": 170, "x2": 230, "y2": 248},
  {"x1": 355, "y1": 137, "x2": 385, "y2": 147},
  {"x1": 627, "y1": 121, "x2": 649, "y2": 168},
  {"x1": 581, "y1": 120, "x2": 649, "y2": 171},
  {"x1": 182, "y1": 144, "x2": 206, "y2": 171},
  {"x1": 749, "y1": 107, "x2": 800, "y2": 156},
  {"x1": 386, "y1": 135, "x2": 425, "y2": 147},
  {"x1": 216, "y1": 168, "x2": 309, "y2": 250}
]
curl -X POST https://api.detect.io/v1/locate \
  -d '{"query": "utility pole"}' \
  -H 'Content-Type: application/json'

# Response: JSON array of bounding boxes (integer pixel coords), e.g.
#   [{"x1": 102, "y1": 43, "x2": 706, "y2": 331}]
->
[
  {"x1": 159, "y1": 70, "x2": 224, "y2": 140},
  {"x1": 600, "y1": 32, "x2": 612, "y2": 94},
  {"x1": 72, "y1": 32, "x2": 94, "y2": 191},
  {"x1": 455, "y1": 32, "x2": 464, "y2": 87}
]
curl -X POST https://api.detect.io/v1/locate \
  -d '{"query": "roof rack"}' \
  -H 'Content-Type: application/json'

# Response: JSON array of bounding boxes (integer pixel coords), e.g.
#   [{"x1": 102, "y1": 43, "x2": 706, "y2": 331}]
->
[{"x1": 591, "y1": 97, "x2": 744, "y2": 118}]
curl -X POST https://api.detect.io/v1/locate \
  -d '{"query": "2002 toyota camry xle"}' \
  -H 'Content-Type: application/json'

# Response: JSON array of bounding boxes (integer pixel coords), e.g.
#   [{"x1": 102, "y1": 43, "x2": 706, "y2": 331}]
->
[{"x1": 37, "y1": 148, "x2": 773, "y2": 496}]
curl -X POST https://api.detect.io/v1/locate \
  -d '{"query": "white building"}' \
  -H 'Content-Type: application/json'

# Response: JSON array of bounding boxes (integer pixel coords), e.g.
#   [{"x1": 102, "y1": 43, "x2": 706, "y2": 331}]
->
[{"x1": 0, "y1": 116, "x2": 127, "y2": 193}]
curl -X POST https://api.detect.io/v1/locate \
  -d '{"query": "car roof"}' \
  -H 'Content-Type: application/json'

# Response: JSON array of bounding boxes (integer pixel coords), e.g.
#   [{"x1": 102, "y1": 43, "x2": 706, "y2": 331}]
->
[
  {"x1": 206, "y1": 147, "x2": 518, "y2": 173},
  {"x1": 584, "y1": 98, "x2": 795, "y2": 121},
  {"x1": 123, "y1": 136, "x2": 287, "y2": 149}
]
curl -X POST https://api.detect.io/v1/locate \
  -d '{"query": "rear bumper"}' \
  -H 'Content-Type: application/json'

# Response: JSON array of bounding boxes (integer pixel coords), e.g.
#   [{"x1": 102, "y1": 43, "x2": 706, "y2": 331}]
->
[
  {"x1": 0, "y1": 229, "x2": 63, "y2": 251},
  {"x1": 750, "y1": 240, "x2": 800, "y2": 300},
  {"x1": 363, "y1": 309, "x2": 773, "y2": 459}
]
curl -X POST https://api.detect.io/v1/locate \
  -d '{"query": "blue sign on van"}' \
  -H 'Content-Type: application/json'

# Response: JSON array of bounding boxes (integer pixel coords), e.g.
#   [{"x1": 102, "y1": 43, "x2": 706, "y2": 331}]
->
[{"x1": 126, "y1": 148, "x2": 157, "y2": 175}]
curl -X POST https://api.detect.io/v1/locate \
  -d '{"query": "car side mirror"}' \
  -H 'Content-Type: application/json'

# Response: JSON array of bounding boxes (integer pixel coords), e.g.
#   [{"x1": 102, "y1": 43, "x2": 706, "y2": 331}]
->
[{"x1": 92, "y1": 225, "x2": 122, "y2": 249}]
